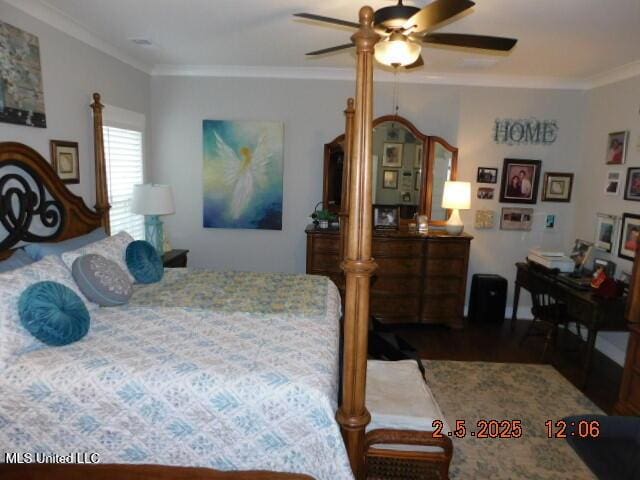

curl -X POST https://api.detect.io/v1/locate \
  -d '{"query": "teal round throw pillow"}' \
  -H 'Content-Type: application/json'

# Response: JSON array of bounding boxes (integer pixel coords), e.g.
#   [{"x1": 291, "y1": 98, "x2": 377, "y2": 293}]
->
[
  {"x1": 18, "y1": 281, "x2": 90, "y2": 346},
  {"x1": 126, "y1": 240, "x2": 164, "y2": 284}
]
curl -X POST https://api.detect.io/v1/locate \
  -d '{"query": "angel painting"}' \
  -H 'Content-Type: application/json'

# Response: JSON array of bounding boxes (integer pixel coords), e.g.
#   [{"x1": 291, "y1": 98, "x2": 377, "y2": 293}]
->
[{"x1": 203, "y1": 120, "x2": 283, "y2": 229}]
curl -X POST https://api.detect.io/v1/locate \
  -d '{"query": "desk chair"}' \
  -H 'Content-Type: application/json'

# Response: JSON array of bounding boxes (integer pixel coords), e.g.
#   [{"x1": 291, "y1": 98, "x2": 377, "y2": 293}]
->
[{"x1": 520, "y1": 269, "x2": 570, "y2": 362}]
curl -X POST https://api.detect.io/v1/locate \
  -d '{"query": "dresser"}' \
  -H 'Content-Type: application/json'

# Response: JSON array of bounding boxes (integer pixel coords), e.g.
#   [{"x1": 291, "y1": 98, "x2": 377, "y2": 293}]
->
[{"x1": 306, "y1": 226, "x2": 472, "y2": 328}]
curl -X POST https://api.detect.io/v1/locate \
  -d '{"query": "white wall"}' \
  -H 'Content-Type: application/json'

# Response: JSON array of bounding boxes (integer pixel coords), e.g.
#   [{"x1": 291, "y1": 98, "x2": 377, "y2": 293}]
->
[
  {"x1": 0, "y1": 2, "x2": 150, "y2": 206},
  {"x1": 572, "y1": 74, "x2": 640, "y2": 364},
  {"x1": 150, "y1": 75, "x2": 584, "y2": 311}
]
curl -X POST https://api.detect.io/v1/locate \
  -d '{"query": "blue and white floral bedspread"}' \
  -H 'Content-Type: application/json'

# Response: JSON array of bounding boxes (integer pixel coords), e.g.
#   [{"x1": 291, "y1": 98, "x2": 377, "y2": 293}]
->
[
  {"x1": 131, "y1": 269, "x2": 331, "y2": 316},
  {"x1": 0, "y1": 279, "x2": 353, "y2": 480}
]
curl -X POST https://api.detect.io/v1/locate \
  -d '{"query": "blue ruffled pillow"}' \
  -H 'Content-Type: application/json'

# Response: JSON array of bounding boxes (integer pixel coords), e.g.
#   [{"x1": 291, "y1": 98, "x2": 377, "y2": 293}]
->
[
  {"x1": 125, "y1": 240, "x2": 164, "y2": 284},
  {"x1": 18, "y1": 281, "x2": 90, "y2": 346}
]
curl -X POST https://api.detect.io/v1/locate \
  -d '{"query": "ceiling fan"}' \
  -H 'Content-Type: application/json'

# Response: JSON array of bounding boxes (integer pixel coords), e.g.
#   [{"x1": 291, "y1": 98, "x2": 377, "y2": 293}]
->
[{"x1": 295, "y1": 0, "x2": 517, "y2": 69}]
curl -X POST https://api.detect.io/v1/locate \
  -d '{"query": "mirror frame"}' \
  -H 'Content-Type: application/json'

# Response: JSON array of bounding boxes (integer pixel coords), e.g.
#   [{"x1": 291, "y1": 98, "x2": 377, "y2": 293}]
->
[{"x1": 323, "y1": 115, "x2": 458, "y2": 224}]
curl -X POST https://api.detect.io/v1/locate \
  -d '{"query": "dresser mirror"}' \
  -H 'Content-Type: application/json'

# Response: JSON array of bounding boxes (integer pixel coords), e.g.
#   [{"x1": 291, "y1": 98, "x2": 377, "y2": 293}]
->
[{"x1": 323, "y1": 115, "x2": 458, "y2": 225}]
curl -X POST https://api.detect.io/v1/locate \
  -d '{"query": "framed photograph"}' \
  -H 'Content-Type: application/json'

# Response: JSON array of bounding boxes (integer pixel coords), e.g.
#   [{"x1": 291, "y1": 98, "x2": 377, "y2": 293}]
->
[
  {"x1": 477, "y1": 187, "x2": 494, "y2": 200},
  {"x1": 593, "y1": 258, "x2": 616, "y2": 278},
  {"x1": 618, "y1": 213, "x2": 640, "y2": 261},
  {"x1": 605, "y1": 131, "x2": 628, "y2": 165},
  {"x1": 414, "y1": 144, "x2": 423, "y2": 168},
  {"x1": 477, "y1": 167, "x2": 498, "y2": 184},
  {"x1": 542, "y1": 172, "x2": 574, "y2": 202},
  {"x1": 400, "y1": 191, "x2": 412, "y2": 203},
  {"x1": 382, "y1": 170, "x2": 398, "y2": 189},
  {"x1": 373, "y1": 204, "x2": 399, "y2": 230},
  {"x1": 382, "y1": 142, "x2": 403, "y2": 167},
  {"x1": 50, "y1": 140, "x2": 79, "y2": 184},
  {"x1": 401, "y1": 171, "x2": 413, "y2": 188},
  {"x1": 594, "y1": 213, "x2": 618, "y2": 253},
  {"x1": 500, "y1": 207, "x2": 534, "y2": 231},
  {"x1": 499, "y1": 158, "x2": 541, "y2": 204},
  {"x1": 624, "y1": 167, "x2": 640, "y2": 201},
  {"x1": 545, "y1": 214, "x2": 556, "y2": 229},
  {"x1": 414, "y1": 170, "x2": 421, "y2": 191},
  {"x1": 475, "y1": 210, "x2": 495, "y2": 229},
  {"x1": 570, "y1": 239, "x2": 594, "y2": 270},
  {"x1": 605, "y1": 171, "x2": 622, "y2": 196}
]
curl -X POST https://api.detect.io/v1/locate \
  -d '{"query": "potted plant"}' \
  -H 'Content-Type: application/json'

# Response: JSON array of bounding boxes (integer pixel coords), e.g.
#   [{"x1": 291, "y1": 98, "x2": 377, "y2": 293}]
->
[{"x1": 311, "y1": 202, "x2": 337, "y2": 229}]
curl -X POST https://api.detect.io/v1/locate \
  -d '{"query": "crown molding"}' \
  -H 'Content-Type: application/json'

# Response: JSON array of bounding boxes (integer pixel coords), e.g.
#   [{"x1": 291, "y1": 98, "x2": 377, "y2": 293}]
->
[
  {"x1": 5, "y1": 0, "x2": 639, "y2": 90},
  {"x1": 585, "y1": 59, "x2": 640, "y2": 90},
  {"x1": 3, "y1": 0, "x2": 152, "y2": 74},
  {"x1": 152, "y1": 64, "x2": 590, "y2": 90}
]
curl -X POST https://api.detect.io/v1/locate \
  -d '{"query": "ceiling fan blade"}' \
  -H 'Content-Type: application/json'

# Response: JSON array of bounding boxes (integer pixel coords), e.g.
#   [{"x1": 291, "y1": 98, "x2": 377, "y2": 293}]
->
[
  {"x1": 403, "y1": 0, "x2": 475, "y2": 34},
  {"x1": 305, "y1": 43, "x2": 355, "y2": 56},
  {"x1": 405, "y1": 55, "x2": 425, "y2": 69},
  {"x1": 294, "y1": 13, "x2": 359, "y2": 29},
  {"x1": 423, "y1": 33, "x2": 517, "y2": 51}
]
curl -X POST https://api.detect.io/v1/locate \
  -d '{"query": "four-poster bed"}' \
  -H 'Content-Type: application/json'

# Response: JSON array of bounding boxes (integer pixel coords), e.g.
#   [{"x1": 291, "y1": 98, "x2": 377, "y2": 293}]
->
[{"x1": 0, "y1": 7, "x2": 447, "y2": 480}]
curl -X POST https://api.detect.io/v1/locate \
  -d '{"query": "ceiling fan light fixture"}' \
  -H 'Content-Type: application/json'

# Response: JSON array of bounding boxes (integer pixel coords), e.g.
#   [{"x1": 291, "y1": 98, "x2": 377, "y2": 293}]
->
[{"x1": 374, "y1": 33, "x2": 421, "y2": 67}]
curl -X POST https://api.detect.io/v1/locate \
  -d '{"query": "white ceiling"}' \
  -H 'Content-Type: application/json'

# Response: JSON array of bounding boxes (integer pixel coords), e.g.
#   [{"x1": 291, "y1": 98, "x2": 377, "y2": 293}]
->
[{"x1": 8, "y1": 0, "x2": 640, "y2": 87}]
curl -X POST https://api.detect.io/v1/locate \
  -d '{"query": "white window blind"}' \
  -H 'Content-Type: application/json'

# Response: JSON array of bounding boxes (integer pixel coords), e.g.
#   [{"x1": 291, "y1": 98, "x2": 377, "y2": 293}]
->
[{"x1": 103, "y1": 125, "x2": 145, "y2": 240}]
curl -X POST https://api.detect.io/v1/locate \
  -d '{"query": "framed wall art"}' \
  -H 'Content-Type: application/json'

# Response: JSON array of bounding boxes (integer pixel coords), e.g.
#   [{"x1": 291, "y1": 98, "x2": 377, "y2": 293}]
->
[
  {"x1": 605, "y1": 171, "x2": 622, "y2": 196},
  {"x1": 0, "y1": 21, "x2": 46, "y2": 128},
  {"x1": 499, "y1": 158, "x2": 541, "y2": 204},
  {"x1": 382, "y1": 142, "x2": 403, "y2": 167},
  {"x1": 475, "y1": 210, "x2": 495, "y2": 229},
  {"x1": 624, "y1": 167, "x2": 640, "y2": 201},
  {"x1": 477, "y1": 187, "x2": 494, "y2": 199},
  {"x1": 605, "y1": 131, "x2": 628, "y2": 165},
  {"x1": 382, "y1": 170, "x2": 398, "y2": 189},
  {"x1": 542, "y1": 172, "x2": 573, "y2": 202},
  {"x1": 414, "y1": 144, "x2": 423, "y2": 168},
  {"x1": 618, "y1": 213, "x2": 640, "y2": 261},
  {"x1": 477, "y1": 167, "x2": 498, "y2": 184},
  {"x1": 202, "y1": 120, "x2": 284, "y2": 230},
  {"x1": 594, "y1": 213, "x2": 617, "y2": 253},
  {"x1": 50, "y1": 140, "x2": 79, "y2": 184},
  {"x1": 500, "y1": 207, "x2": 534, "y2": 231}
]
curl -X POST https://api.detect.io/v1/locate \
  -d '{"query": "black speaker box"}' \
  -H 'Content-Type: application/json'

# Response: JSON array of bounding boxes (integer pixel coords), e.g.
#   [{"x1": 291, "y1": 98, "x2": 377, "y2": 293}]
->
[{"x1": 468, "y1": 274, "x2": 508, "y2": 324}]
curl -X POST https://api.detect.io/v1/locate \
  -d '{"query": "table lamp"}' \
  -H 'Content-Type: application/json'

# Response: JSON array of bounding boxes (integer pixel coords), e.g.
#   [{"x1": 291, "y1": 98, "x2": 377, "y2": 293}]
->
[
  {"x1": 442, "y1": 181, "x2": 471, "y2": 235},
  {"x1": 132, "y1": 184, "x2": 175, "y2": 254}
]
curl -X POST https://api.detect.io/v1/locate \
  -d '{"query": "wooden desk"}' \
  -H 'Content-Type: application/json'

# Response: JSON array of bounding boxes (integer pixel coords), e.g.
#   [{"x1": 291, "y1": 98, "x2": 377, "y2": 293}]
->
[{"x1": 512, "y1": 262, "x2": 627, "y2": 386}]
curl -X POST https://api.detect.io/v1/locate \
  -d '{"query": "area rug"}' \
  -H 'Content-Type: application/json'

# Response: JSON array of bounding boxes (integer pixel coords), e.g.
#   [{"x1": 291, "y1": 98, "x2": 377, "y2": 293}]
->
[{"x1": 423, "y1": 360, "x2": 602, "y2": 480}]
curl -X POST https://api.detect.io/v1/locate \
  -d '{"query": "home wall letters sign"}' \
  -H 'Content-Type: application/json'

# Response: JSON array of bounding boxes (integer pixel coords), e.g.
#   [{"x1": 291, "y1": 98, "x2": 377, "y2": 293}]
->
[{"x1": 494, "y1": 118, "x2": 558, "y2": 145}]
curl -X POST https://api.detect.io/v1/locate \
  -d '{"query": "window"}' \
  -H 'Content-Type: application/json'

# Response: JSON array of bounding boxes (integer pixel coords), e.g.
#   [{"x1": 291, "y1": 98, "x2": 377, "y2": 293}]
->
[{"x1": 103, "y1": 125, "x2": 144, "y2": 239}]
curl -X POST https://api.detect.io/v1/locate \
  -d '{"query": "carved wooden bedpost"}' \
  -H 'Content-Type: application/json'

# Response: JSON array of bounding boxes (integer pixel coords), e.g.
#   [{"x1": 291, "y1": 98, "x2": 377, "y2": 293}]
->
[
  {"x1": 336, "y1": 7, "x2": 379, "y2": 479},
  {"x1": 90, "y1": 93, "x2": 111, "y2": 234},
  {"x1": 339, "y1": 98, "x2": 355, "y2": 262}
]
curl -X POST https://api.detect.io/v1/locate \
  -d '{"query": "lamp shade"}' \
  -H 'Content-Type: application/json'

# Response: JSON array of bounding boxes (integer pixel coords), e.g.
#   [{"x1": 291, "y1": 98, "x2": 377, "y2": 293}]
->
[
  {"x1": 131, "y1": 184, "x2": 175, "y2": 215},
  {"x1": 442, "y1": 181, "x2": 471, "y2": 210},
  {"x1": 374, "y1": 33, "x2": 421, "y2": 67}
]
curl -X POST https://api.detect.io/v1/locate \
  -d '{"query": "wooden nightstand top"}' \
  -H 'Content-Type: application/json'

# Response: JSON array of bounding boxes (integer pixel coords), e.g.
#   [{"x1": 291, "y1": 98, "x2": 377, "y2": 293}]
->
[{"x1": 162, "y1": 249, "x2": 189, "y2": 268}]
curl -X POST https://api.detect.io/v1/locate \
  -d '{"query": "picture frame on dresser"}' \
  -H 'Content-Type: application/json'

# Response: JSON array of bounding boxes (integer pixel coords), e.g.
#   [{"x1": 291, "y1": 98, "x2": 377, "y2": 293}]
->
[{"x1": 373, "y1": 205, "x2": 399, "y2": 230}]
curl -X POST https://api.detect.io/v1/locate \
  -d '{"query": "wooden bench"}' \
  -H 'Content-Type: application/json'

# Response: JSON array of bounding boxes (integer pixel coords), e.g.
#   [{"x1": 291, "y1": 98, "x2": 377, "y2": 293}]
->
[{"x1": 365, "y1": 360, "x2": 453, "y2": 480}]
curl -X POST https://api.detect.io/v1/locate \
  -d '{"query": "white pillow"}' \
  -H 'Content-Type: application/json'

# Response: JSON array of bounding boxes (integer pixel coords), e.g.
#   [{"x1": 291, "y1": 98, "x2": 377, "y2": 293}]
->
[
  {"x1": 62, "y1": 231, "x2": 135, "y2": 283},
  {"x1": 0, "y1": 255, "x2": 91, "y2": 369}
]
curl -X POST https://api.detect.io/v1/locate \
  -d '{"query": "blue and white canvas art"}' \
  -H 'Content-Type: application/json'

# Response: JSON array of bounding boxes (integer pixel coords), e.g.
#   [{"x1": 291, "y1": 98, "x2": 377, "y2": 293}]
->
[{"x1": 203, "y1": 120, "x2": 284, "y2": 230}]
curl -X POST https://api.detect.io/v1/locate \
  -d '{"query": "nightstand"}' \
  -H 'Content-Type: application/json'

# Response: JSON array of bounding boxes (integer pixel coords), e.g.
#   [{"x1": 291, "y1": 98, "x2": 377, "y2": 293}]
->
[{"x1": 162, "y1": 249, "x2": 189, "y2": 268}]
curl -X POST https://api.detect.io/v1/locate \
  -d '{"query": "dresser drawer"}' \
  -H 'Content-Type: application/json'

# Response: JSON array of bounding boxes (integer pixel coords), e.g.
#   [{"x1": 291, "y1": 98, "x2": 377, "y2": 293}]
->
[
  {"x1": 372, "y1": 295, "x2": 421, "y2": 318},
  {"x1": 372, "y1": 275, "x2": 422, "y2": 295},
  {"x1": 422, "y1": 295, "x2": 461, "y2": 320},
  {"x1": 373, "y1": 239, "x2": 423, "y2": 258},
  {"x1": 425, "y1": 258, "x2": 466, "y2": 276},
  {"x1": 427, "y1": 241, "x2": 469, "y2": 259},
  {"x1": 311, "y1": 236, "x2": 340, "y2": 254},
  {"x1": 377, "y1": 257, "x2": 422, "y2": 276},
  {"x1": 309, "y1": 253, "x2": 341, "y2": 273},
  {"x1": 424, "y1": 276, "x2": 462, "y2": 295}
]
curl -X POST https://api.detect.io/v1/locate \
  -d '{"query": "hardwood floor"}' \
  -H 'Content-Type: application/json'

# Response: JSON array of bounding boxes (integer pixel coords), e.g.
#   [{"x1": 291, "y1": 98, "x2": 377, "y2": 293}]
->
[{"x1": 386, "y1": 319, "x2": 623, "y2": 414}]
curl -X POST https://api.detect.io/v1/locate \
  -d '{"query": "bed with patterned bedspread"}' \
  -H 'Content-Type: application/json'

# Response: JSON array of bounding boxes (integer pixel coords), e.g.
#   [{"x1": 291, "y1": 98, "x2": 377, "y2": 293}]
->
[{"x1": 0, "y1": 272, "x2": 352, "y2": 480}]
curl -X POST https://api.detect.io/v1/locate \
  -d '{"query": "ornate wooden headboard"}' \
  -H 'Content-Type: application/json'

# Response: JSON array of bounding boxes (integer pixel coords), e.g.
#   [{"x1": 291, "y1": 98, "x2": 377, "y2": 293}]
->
[{"x1": 0, "y1": 93, "x2": 110, "y2": 260}]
